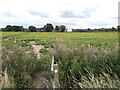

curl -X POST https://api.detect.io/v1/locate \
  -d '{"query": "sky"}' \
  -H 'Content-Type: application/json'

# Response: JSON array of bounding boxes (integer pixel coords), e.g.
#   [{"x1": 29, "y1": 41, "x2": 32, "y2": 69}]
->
[{"x1": 0, "y1": 0, "x2": 119, "y2": 29}]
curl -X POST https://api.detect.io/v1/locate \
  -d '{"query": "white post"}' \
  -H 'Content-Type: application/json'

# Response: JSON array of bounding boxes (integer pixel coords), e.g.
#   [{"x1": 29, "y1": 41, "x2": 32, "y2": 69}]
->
[
  {"x1": 51, "y1": 56, "x2": 54, "y2": 72},
  {"x1": 53, "y1": 64, "x2": 59, "y2": 88},
  {"x1": 51, "y1": 56, "x2": 60, "y2": 88}
]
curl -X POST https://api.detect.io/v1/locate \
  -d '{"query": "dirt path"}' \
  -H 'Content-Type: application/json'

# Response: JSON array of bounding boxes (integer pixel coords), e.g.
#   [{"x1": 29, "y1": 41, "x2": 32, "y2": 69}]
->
[
  {"x1": 3, "y1": 35, "x2": 16, "y2": 40},
  {"x1": 29, "y1": 41, "x2": 52, "y2": 88},
  {"x1": 33, "y1": 71, "x2": 52, "y2": 88},
  {"x1": 3, "y1": 37, "x2": 13, "y2": 40},
  {"x1": 30, "y1": 41, "x2": 44, "y2": 58}
]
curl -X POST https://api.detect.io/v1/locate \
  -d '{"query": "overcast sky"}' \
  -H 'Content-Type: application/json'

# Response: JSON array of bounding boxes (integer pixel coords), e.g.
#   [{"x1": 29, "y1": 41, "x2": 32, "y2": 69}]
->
[{"x1": 0, "y1": 0, "x2": 119, "y2": 29}]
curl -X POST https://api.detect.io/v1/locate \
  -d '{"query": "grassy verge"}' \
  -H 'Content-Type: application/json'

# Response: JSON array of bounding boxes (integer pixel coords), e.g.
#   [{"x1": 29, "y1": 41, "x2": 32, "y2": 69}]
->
[{"x1": 49, "y1": 40, "x2": 120, "y2": 88}]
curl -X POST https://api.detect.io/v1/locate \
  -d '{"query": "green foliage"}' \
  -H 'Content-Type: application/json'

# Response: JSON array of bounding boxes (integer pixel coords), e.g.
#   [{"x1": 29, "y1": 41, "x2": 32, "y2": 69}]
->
[
  {"x1": 55, "y1": 25, "x2": 61, "y2": 32},
  {"x1": 50, "y1": 42, "x2": 119, "y2": 88},
  {"x1": 3, "y1": 25, "x2": 25, "y2": 32},
  {"x1": 43, "y1": 23, "x2": 54, "y2": 32},
  {"x1": 4, "y1": 25, "x2": 12, "y2": 31},
  {"x1": 44, "y1": 44, "x2": 49, "y2": 48},
  {"x1": 2, "y1": 32, "x2": 118, "y2": 49},
  {"x1": 2, "y1": 40, "x2": 14, "y2": 49},
  {"x1": 2, "y1": 32, "x2": 119, "y2": 88},
  {"x1": 2, "y1": 46, "x2": 51, "y2": 88},
  {"x1": 60, "y1": 25, "x2": 66, "y2": 32},
  {"x1": 18, "y1": 42, "x2": 30, "y2": 47},
  {"x1": 118, "y1": 25, "x2": 120, "y2": 31},
  {"x1": 1, "y1": 24, "x2": 118, "y2": 32},
  {"x1": 39, "y1": 48, "x2": 48, "y2": 54},
  {"x1": 50, "y1": 44, "x2": 54, "y2": 48},
  {"x1": 12, "y1": 25, "x2": 24, "y2": 32},
  {"x1": 28, "y1": 25, "x2": 37, "y2": 32}
]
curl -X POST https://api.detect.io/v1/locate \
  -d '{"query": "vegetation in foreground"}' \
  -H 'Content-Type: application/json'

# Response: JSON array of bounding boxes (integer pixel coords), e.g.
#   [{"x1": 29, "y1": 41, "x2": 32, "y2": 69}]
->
[
  {"x1": 51, "y1": 40, "x2": 120, "y2": 88},
  {"x1": 2, "y1": 42, "x2": 120, "y2": 88},
  {"x1": 1, "y1": 32, "x2": 119, "y2": 88},
  {"x1": 2, "y1": 45, "x2": 51, "y2": 88}
]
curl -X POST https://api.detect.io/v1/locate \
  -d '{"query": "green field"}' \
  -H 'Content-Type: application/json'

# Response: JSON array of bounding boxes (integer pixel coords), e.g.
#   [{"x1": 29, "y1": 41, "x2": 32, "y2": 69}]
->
[
  {"x1": 2, "y1": 32, "x2": 118, "y2": 48},
  {"x1": 2, "y1": 32, "x2": 120, "y2": 88}
]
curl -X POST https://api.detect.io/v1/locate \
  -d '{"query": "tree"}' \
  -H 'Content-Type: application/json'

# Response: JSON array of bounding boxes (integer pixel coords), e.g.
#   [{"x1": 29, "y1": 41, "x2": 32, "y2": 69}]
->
[
  {"x1": 55, "y1": 25, "x2": 60, "y2": 32},
  {"x1": 5, "y1": 25, "x2": 12, "y2": 31},
  {"x1": 43, "y1": 23, "x2": 54, "y2": 32},
  {"x1": 60, "y1": 25, "x2": 66, "y2": 32},
  {"x1": 87, "y1": 28, "x2": 91, "y2": 31},
  {"x1": 36, "y1": 28, "x2": 41, "y2": 32},
  {"x1": 28, "y1": 25, "x2": 37, "y2": 32},
  {"x1": 118, "y1": 26, "x2": 120, "y2": 31},
  {"x1": 3, "y1": 25, "x2": 25, "y2": 32},
  {"x1": 111, "y1": 27, "x2": 116, "y2": 31},
  {"x1": 12, "y1": 25, "x2": 24, "y2": 32}
]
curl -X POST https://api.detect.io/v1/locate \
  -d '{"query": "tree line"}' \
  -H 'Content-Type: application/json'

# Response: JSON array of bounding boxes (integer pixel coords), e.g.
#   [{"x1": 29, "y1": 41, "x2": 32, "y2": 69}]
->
[
  {"x1": 1, "y1": 23, "x2": 66, "y2": 32},
  {"x1": 72, "y1": 27, "x2": 119, "y2": 32},
  {"x1": 0, "y1": 23, "x2": 119, "y2": 32}
]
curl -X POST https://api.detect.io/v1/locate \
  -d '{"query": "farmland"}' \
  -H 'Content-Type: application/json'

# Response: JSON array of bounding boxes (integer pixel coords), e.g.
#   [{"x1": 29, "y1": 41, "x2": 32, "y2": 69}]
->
[
  {"x1": 1, "y1": 32, "x2": 120, "y2": 88},
  {"x1": 2, "y1": 32, "x2": 118, "y2": 48}
]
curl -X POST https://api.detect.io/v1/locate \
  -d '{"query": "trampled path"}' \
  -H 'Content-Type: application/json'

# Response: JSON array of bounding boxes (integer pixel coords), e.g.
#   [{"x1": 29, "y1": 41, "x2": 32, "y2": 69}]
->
[
  {"x1": 30, "y1": 41, "x2": 44, "y2": 58},
  {"x1": 3, "y1": 37, "x2": 57, "y2": 88},
  {"x1": 29, "y1": 41, "x2": 52, "y2": 88}
]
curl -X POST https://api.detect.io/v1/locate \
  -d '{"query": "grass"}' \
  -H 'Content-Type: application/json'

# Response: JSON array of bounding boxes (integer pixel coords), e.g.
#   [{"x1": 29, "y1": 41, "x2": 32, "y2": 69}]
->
[
  {"x1": 49, "y1": 41, "x2": 119, "y2": 88},
  {"x1": 2, "y1": 32, "x2": 119, "y2": 88},
  {"x1": 2, "y1": 45, "x2": 51, "y2": 88}
]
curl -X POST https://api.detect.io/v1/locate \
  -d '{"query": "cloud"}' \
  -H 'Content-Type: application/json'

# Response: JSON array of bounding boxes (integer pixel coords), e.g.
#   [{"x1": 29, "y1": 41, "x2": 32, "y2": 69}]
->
[
  {"x1": 90, "y1": 22, "x2": 109, "y2": 26},
  {"x1": 60, "y1": 7, "x2": 97, "y2": 18},
  {"x1": 81, "y1": 8, "x2": 97, "y2": 18},
  {"x1": 111, "y1": 17, "x2": 118, "y2": 19},
  {"x1": 28, "y1": 10, "x2": 49, "y2": 18},
  {"x1": 1, "y1": 12, "x2": 17, "y2": 17},
  {"x1": 0, "y1": 0, "x2": 118, "y2": 28},
  {"x1": 60, "y1": 10, "x2": 85, "y2": 18}
]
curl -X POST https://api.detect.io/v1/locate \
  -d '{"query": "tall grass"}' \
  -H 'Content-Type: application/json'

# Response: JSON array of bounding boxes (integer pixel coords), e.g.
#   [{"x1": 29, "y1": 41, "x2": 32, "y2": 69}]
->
[
  {"x1": 2, "y1": 45, "x2": 51, "y2": 88},
  {"x1": 2, "y1": 38, "x2": 119, "y2": 88},
  {"x1": 49, "y1": 40, "x2": 120, "y2": 88}
]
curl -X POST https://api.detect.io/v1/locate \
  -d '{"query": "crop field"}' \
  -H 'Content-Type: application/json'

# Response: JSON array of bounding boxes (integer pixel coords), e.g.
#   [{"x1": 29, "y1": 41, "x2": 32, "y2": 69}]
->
[
  {"x1": 1, "y1": 32, "x2": 120, "y2": 88},
  {"x1": 2, "y1": 32, "x2": 118, "y2": 48}
]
